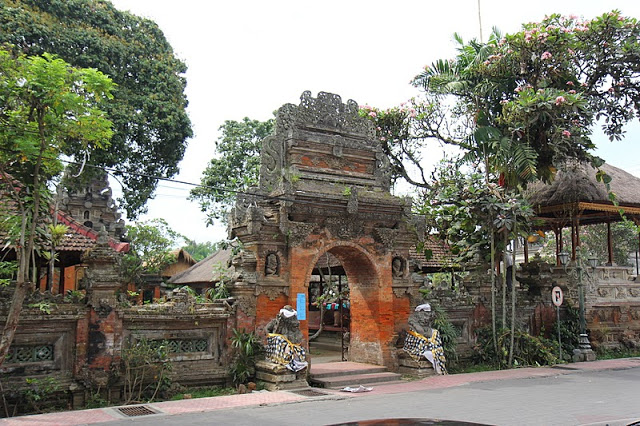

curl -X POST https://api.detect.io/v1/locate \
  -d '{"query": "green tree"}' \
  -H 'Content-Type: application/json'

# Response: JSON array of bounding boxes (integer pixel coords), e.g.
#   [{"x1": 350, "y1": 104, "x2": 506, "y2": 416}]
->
[
  {"x1": 0, "y1": 0, "x2": 193, "y2": 217},
  {"x1": 190, "y1": 117, "x2": 274, "y2": 225},
  {"x1": 122, "y1": 218, "x2": 184, "y2": 284},
  {"x1": 0, "y1": 49, "x2": 113, "y2": 366},
  {"x1": 181, "y1": 239, "x2": 217, "y2": 262}
]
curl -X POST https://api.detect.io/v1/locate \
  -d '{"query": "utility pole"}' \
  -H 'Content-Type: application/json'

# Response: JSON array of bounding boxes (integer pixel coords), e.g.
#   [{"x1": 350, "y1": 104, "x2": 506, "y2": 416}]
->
[{"x1": 477, "y1": 0, "x2": 483, "y2": 42}]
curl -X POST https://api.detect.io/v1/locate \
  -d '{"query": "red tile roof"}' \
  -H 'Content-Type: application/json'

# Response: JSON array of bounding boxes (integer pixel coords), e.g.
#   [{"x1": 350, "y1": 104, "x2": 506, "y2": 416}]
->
[
  {"x1": 55, "y1": 211, "x2": 129, "y2": 253},
  {"x1": 410, "y1": 236, "x2": 456, "y2": 271}
]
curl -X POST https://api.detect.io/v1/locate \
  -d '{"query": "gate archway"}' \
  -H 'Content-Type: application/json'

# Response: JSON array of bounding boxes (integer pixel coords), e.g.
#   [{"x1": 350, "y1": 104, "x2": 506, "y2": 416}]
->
[
  {"x1": 305, "y1": 242, "x2": 390, "y2": 365},
  {"x1": 228, "y1": 91, "x2": 423, "y2": 369}
]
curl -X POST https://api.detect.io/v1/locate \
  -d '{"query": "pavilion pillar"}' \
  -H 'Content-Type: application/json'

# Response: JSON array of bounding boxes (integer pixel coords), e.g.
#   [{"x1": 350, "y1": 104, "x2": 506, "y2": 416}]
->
[
  {"x1": 555, "y1": 226, "x2": 562, "y2": 266},
  {"x1": 571, "y1": 219, "x2": 577, "y2": 261},
  {"x1": 607, "y1": 220, "x2": 614, "y2": 266}
]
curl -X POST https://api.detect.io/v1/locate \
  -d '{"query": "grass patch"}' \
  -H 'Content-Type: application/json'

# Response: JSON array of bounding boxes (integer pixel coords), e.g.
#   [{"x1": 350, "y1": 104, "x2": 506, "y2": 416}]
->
[
  {"x1": 595, "y1": 347, "x2": 640, "y2": 360},
  {"x1": 171, "y1": 386, "x2": 236, "y2": 400},
  {"x1": 449, "y1": 362, "x2": 499, "y2": 374}
]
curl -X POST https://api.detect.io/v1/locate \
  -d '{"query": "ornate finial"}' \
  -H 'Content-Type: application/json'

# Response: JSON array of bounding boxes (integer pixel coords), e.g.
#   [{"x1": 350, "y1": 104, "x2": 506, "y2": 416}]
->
[
  {"x1": 276, "y1": 91, "x2": 375, "y2": 138},
  {"x1": 97, "y1": 225, "x2": 109, "y2": 244}
]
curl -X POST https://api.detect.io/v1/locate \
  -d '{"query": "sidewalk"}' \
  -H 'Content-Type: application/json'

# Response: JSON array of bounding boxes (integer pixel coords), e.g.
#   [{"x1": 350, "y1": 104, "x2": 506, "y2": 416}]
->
[{"x1": 3, "y1": 357, "x2": 639, "y2": 426}]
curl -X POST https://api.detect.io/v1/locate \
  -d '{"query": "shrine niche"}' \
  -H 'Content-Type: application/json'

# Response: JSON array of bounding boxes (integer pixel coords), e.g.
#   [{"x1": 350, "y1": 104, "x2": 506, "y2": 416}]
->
[{"x1": 229, "y1": 91, "x2": 424, "y2": 368}]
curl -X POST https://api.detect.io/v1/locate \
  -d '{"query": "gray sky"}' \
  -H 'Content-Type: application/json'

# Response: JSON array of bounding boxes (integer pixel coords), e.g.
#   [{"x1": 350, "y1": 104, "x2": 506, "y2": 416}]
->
[{"x1": 110, "y1": 0, "x2": 640, "y2": 244}]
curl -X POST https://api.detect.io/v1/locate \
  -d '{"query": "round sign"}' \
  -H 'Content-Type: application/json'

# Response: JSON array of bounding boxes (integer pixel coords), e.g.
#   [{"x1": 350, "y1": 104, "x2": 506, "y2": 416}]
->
[{"x1": 552, "y1": 286, "x2": 564, "y2": 307}]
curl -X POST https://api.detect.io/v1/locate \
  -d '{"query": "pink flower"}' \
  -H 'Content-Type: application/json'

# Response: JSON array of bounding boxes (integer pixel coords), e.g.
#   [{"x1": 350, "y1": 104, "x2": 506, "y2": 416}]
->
[
  {"x1": 569, "y1": 90, "x2": 576, "y2": 94},
  {"x1": 562, "y1": 130, "x2": 571, "y2": 137},
  {"x1": 567, "y1": 81, "x2": 574, "y2": 86},
  {"x1": 541, "y1": 51, "x2": 552, "y2": 60},
  {"x1": 555, "y1": 96, "x2": 566, "y2": 105},
  {"x1": 368, "y1": 111, "x2": 377, "y2": 117}
]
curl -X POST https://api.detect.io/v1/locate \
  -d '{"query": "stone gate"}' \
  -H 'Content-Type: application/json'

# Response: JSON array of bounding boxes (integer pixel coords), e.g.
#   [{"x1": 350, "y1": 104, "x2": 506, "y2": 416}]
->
[{"x1": 229, "y1": 91, "x2": 425, "y2": 368}]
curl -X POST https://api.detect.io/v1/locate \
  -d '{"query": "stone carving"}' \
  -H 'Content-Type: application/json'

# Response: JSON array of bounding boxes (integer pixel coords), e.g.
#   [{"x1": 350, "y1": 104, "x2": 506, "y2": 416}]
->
[
  {"x1": 230, "y1": 250, "x2": 258, "y2": 285},
  {"x1": 284, "y1": 91, "x2": 375, "y2": 138},
  {"x1": 256, "y1": 284, "x2": 289, "y2": 301},
  {"x1": 392, "y1": 256, "x2": 406, "y2": 278},
  {"x1": 279, "y1": 217, "x2": 315, "y2": 247},
  {"x1": 346, "y1": 187, "x2": 358, "y2": 215},
  {"x1": 265, "y1": 253, "x2": 279, "y2": 276},
  {"x1": 259, "y1": 134, "x2": 285, "y2": 192},
  {"x1": 325, "y1": 217, "x2": 364, "y2": 240},
  {"x1": 374, "y1": 151, "x2": 392, "y2": 189},
  {"x1": 257, "y1": 91, "x2": 393, "y2": 193},
  {"x1": 233, "y1": 294, "x2": 257, "y2": 318},
  {"x1": 374, "y1": 227, "x2": 399, "y2": 250},
  {"x1": 265, "y1": 305, "x2": 303, "y2": 344},
  {"x1": 616, "y1": 287, "x2": 628, "y2": 299}
]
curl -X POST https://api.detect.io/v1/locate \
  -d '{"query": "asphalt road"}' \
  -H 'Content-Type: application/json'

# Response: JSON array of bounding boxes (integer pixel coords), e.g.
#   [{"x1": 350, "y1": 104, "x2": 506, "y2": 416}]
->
[{"x1": 110, "y1": 366, "x2": 640, "y2": 426}]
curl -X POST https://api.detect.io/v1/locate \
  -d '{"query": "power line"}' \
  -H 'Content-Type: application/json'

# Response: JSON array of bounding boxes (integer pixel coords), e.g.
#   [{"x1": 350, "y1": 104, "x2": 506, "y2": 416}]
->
[{"x1": 0, "y1": 146, "x2": 362, "y2": 210}]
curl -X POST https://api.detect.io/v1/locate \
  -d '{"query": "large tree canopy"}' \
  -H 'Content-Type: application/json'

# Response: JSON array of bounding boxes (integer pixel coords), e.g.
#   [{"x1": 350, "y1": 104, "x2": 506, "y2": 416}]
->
[
  {"x1": 0, "y1": 0, "x2": 192, "y2": 217},
  {"x1": 365, "y1": 11, "x2": 640, "y2": 190},
  {"x1": 190, "y1": 117, "x2": 274, "y2": 225}
]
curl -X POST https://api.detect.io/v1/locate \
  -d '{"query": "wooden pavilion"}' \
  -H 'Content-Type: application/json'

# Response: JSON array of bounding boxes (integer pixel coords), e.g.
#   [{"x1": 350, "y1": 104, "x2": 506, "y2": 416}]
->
[{"x1": 526, "y1": 162, "x2": 640, "y2": 266}]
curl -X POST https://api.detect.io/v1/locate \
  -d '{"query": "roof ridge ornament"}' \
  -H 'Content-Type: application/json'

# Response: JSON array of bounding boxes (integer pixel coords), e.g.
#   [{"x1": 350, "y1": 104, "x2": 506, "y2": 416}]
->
[{"x1": 276, "y1": 91, "x2": 375, "y2": 138}]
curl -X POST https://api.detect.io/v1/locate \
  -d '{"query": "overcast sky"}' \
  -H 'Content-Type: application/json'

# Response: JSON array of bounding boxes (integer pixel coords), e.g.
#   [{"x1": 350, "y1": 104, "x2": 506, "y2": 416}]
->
[{"x1": 110, "y1": 0, "x2": 640, "y2": 245}]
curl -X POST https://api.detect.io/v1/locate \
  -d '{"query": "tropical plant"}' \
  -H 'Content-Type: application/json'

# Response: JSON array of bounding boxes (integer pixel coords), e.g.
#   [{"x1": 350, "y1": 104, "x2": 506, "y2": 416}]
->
[
  {"x1": 431, "y1": 305, "x2": 460, "y2": 365},
  {"x1": 473, "y1": 326, "x2": 558, "y2": 368},
  {"x1": 0, "y1": 48, "x2": 113, "y2": 367},
  {"x1": 229, "y1": 329, "x2": 263, "y2": 386},
  {"x1": 121, "y1": 338, "x2": 172, "y2": 404}
]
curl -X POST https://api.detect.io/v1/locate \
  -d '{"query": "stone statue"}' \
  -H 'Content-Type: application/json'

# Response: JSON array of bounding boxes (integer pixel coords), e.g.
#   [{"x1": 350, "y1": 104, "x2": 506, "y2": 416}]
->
[
  {"x1": 392, "y1": 256, "x2": 405, "y2": 278},
  {"x1": 265, "y1": 253, "x2": 279, "y2": 276},
  {"x1": 264, "y1": 305, "x2": 307, "y2": 372},
  {"x1": 264, "y1": 305, "x2": 302, "y2": 344},
  {"x1": 403, "y1": 303, "x2": 447, "y2": 374},
  {"x1": 408, "y1": 303, "x2": 434, "y2": 337}
]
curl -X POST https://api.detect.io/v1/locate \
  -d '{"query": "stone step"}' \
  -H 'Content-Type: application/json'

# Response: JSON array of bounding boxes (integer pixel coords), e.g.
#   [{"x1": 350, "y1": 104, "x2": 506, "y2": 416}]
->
[
  {"x1": 310, "y1": 371, "x2": 403, "y2": 388},
  {"x1": 309, "y1": 361, "x2": 387, "y2": 378},
  {"x1": 309, "y1": 341, "x2": 342, "y2": 353}
]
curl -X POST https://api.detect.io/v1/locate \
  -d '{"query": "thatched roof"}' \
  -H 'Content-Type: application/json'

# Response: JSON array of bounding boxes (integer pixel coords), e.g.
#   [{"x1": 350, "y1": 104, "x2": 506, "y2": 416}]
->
[
  {"x1": 526, "y1": 162, "x2": 640, "y2": 224},
  {"x1": 170, "y1": 248, "x2": 197, "y2": 266},
  {"x1": 168, "y1": 249, "x2": 232, "y2": 285}
]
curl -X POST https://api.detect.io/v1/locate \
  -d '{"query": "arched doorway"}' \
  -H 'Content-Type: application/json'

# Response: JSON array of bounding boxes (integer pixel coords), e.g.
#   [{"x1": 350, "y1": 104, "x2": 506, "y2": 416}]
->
[
  {"x1": 308, "y1": 252, "x2": 350, "y2": 360},
  {"x1": 305, "y1": 242, "x2": 390, "y2": 366}
]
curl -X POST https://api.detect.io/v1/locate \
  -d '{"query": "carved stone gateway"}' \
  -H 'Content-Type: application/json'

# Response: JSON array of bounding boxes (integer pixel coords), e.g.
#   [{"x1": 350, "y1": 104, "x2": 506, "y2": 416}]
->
[{"x1": 229, "y1": 91, "x2": 422, "y2": 369}]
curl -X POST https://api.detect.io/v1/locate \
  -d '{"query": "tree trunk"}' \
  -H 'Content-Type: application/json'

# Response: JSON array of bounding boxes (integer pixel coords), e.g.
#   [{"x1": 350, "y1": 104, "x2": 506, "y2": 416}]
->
[
  {"x1": 490, "y1": 230, "x2": 497, "y2": 354},
  {"x1": 508, "y1": 232, "x2": 517, "y2": 367},
  {"x1": 0, "y1": 115, "x2": 47, "y2": 366},
  {"x1": 0, "y1": 280, "x2": 29, "y2": 366},
  {"x1": 502, "y1": 232, "x2": 507, "y2": 329}
]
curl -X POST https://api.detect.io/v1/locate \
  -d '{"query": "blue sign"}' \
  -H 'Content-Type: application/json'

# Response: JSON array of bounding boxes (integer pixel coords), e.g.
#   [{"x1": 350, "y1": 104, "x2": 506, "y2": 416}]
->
[{"x1": 296, "y1": 293, "x2": 306, "y2": 320}]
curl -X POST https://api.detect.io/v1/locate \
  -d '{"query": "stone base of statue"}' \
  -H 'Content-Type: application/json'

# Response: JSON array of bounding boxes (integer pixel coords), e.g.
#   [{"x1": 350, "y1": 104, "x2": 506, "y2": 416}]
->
[
  {"x1": 396, "y1": 350, "x2": 435, "y2": 378},
  {"x1": 572, "y1": 334, "x2": 596, "y2": 362},
  {"x1": 255, "y1": 360, "x2": 308, "y2": 391}
]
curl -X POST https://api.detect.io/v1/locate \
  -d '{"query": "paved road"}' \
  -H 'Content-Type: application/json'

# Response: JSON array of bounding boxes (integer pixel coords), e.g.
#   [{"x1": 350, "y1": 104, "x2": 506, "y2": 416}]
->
[{"x1": 111, "y1": 367, "x2": 640, "y2": 426}]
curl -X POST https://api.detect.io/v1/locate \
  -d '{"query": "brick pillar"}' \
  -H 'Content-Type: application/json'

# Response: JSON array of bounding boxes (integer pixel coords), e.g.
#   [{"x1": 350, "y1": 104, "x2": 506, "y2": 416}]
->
[{"x1": 81, "y1": 229, "x2": 124, "y2": 372}]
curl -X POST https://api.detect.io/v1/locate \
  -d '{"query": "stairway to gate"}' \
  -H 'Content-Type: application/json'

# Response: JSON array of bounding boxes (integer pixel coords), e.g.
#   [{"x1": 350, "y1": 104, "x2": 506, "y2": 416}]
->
[{"x1": 309, "y1": 361, "x2": 403, "y2": 389}]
